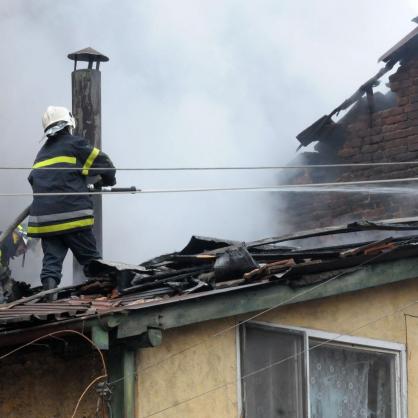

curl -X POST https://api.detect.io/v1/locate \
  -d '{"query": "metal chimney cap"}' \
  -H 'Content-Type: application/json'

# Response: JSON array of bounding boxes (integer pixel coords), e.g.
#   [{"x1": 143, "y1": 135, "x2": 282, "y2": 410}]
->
[{"x1": 68, "y1": 47, "x2": 109, "y2": 62}]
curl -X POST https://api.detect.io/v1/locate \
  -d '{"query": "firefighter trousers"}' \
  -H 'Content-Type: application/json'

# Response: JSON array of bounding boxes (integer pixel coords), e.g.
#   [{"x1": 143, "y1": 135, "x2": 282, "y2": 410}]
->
[{"x1": 40, "y1": 229, "x2": 100, "y2": 285}]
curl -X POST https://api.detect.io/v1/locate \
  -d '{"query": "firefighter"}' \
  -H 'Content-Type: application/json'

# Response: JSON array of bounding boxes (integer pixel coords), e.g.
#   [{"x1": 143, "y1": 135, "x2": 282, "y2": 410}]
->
[
  {"x1": 27, "y1": 106, "x2": 116, "y2": 292},
  {"x1": 0, "y1": 225, "x2": 30, "y2": 303}
]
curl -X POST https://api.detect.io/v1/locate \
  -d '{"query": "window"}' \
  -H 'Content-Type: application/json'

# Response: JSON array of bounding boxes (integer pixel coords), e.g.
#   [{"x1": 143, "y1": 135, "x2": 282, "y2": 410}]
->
[
  {"x1": 239, "y1": 323, "x2": 406, "y2": 418},
  {"x1": 241, "y1": 325, "x2": 307, "y2": 417}
]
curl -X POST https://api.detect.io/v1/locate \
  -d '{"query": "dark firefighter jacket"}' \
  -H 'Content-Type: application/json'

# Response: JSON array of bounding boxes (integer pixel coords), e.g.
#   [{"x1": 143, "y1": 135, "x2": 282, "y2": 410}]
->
[{"x1": 28, "y1": 132, "x2": 116, "y2": 237}]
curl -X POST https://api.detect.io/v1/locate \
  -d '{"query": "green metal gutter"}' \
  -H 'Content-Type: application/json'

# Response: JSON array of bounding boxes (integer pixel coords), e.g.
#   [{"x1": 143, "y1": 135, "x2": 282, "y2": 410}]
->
[
  {"x1": 109, "y1": 344, "x2": 124, "y2": 418},
  {"x1": 123, "y1": 349, "x2": 136, "y2": 418},
  {"x1": 115, "y1": 256, "x2": 418, "y2": 339},
  {"x1": 108, "y1": 343, "x2": 137, "y2": 418},
  {"x1": 107, "y1": 329, "x2": 163, "y2": 418}
]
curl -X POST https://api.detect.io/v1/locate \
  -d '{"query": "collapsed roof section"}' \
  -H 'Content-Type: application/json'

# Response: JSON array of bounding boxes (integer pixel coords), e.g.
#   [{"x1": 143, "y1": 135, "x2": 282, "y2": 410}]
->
[
  {"x1": 2, "y1": 217, "x2": 418, "y2": 341},
  {"x1": 297, "y1": 18, "x2": 418, "y2": 148},
  {"x1": 379, "y1": 23, "x2": 418, "y2": 63}
]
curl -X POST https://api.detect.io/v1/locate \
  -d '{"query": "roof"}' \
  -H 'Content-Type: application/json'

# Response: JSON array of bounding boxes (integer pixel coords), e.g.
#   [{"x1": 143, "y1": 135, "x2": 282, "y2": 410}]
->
[
  {"x1": 379, "y1": 24, "x2": 418, "y2": 63},
  {"x1": 1, "y1": 217, "x2": 418, "y2": 345},
  {"x1": 297, "y1": 19, "x2": 418, "y2": 147}
]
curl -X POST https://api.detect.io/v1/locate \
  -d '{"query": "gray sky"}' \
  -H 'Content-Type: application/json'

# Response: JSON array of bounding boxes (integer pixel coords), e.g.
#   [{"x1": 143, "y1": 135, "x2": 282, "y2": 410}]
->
[{"x1": 0, "y1": 0, "x2": 417, "y2": 283}]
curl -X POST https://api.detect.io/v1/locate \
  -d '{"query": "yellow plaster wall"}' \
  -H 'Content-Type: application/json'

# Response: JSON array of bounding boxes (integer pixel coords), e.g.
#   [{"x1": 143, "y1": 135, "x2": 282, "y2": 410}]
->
[
  {"x1": 136, "y1": 279, "x2": 418, "y2": 418},
  {"x1": 405, "y1": 315, "x2": 418, "y2": 415},
  {"x1": 260, "y1": 279, "x2": 418, "y2": 343},
  {"x1": 136, "y1": 318, "x2": 238, "y2": 418},
  {"x1": 261, "y1": 279, "x2": 418, "y2": 418}
]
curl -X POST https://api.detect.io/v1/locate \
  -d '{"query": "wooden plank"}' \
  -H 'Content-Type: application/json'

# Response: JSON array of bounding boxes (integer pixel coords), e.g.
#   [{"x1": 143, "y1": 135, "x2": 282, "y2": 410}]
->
[
  {"x1": 247, "y1": 216, "x2": 418, "y2": 248},
  {"x1": 91, "y1": 324, "x2": 109, "y2": 350}
]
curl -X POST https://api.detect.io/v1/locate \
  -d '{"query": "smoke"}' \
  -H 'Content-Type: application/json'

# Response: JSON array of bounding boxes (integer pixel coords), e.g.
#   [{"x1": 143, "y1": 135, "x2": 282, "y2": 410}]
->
[{"x1": 0, "y1": 0, "x2": 416, "y2": 285}]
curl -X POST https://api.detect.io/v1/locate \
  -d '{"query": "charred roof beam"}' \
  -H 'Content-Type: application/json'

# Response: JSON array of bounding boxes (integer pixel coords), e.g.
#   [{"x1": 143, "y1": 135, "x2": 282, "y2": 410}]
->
[{"x1": 297, "y1": 61, "x2": 395, "y2": 148}]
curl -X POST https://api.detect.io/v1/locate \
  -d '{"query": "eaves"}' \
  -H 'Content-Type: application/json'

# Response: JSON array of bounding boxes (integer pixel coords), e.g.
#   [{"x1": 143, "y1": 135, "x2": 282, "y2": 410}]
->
[
  {"x1": 114, "y1": 256, "x2": 418, "y2": 340},
  {"x1": 1, "y1": 256, "x2": 418, "y2": 347}
]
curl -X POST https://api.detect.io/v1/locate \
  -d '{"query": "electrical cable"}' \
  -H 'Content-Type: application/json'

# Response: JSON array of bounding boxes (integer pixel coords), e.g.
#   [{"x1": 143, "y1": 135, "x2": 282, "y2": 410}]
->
[
  {"x1": 140, "y1": 296, "x2": 418, "y2": 418},
  {"x1": 0, "y1": 329, "x2": 108, "y2": 418},
  {"x1": 72, "y1": 374, "x2": 107, "y2": 418},
  {"x1": 3, "y1": 176, "x2": 418, "y2": 197},
  {"x1": 1, "y1": 161, "x2": 418, "y2": 171},
  {"x1": 0, "y1": 329, "x2": 107, "y2": 373},
  {"x1": 95, "y1": 381, "x2": 112, "y2": 418}
]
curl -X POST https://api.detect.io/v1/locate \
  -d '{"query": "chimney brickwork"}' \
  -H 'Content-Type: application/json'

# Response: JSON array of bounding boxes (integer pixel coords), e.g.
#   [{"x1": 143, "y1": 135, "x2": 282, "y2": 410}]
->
[{"x1": 283, "y1": 55, "x2": 418, "y2": 232}]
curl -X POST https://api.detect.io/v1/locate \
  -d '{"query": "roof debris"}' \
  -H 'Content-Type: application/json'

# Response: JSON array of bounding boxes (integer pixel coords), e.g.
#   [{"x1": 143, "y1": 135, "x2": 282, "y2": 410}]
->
[
  {"x1": 297, "y1": 18, "x2": 418, "y2": 147},
  {"x1": 1, "y1": 219, "x2": 418, "y2": 332}
]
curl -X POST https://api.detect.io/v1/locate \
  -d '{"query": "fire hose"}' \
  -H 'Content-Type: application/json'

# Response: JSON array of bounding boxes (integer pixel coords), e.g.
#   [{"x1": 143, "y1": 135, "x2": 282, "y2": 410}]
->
[
  {"x1": 0, "y1": 186, "x2": 138, "y2": 248},
  {"x1": 87, "y1": 185, "x2": 138, "y2": 193}
]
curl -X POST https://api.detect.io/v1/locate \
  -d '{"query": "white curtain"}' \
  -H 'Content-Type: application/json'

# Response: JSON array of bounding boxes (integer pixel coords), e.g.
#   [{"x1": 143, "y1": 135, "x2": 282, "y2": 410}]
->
[{"x1": 310, "y1": 345, "x2": 392, "y2": 418}]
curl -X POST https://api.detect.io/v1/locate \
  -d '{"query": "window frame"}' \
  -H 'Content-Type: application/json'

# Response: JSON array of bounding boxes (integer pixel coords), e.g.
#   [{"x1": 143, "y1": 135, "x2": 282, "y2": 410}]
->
[{"x1": 237, "y1": 321, "x2": 407, "y2": 418}]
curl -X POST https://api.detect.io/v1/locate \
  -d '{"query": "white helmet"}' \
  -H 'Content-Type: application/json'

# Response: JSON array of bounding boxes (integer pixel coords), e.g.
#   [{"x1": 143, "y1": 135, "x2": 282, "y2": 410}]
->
[{"x1": 42, "y1": 106, "x2": 76, "y2": 137}]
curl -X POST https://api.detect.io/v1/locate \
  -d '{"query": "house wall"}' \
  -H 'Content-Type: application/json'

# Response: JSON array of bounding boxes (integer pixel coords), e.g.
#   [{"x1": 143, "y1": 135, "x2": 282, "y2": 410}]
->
[
  {"x1": 0, "y1": 342, "x2": 103, "y2": 418},
  {"x1": 136, "y1": 278, "x2": 418, "y2": 417},
  {"x1": 283, "y1": 54, "x2": 418, "y2": 232},
  {"x1": 136, "y1": 318, "x2": 238, "y2": 418}
]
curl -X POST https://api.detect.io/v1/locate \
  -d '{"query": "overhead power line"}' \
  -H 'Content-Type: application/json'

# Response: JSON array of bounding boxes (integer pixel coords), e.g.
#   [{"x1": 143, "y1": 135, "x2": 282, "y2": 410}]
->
[
  {"x1": 1, "y1": 161, "x2": 418, "y2": 171},
  {"x1": 2, "y1": 176, "x2": 418, "y2": 197}
]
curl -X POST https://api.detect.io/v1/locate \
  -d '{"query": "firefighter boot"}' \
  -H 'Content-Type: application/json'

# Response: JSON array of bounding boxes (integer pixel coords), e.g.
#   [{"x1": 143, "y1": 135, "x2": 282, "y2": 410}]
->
[{"x1": 42, "y1": 277, "x2": 58, "y2": 301}]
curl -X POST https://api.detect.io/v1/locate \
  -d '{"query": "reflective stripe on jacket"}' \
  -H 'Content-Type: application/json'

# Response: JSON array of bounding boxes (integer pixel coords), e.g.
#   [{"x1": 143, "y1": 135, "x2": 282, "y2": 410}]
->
[{"x1": 28, "y1": 132, "x2": 116, "y2": 237}]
